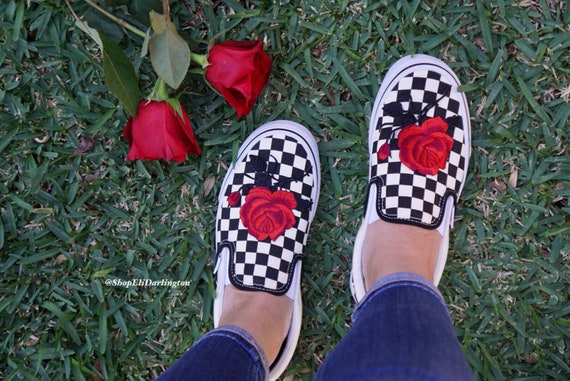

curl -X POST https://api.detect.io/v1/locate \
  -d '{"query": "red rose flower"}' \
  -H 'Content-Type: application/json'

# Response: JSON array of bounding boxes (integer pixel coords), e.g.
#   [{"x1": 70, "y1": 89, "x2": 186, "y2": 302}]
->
[
  {"x1": 239, "y1": 187, "x2": 297, "y2": 241},
  {"x1": 377, "y1": 142, "x2": 391, "y2": 161},
  {"x1": 398, "y1": 116, "x2": 453, "y2": 176},
  {"x1": 205, "y1": 39, "x2": 272, "y2": 118},
  {"x1": 124, "y1": 100, "x2": 202, "y2": 162}
]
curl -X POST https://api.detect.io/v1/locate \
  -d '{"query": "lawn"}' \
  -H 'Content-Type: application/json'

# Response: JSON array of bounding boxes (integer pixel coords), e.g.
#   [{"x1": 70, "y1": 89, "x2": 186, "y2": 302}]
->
[{"x1": 1, "y1": 0, "x2": 569, "y2": 380}]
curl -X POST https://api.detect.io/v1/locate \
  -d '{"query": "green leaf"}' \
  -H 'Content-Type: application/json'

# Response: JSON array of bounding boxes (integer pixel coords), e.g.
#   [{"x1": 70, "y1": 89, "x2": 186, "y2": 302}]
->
[
  {"x1": 127, "y1": 0, "x2": 162, "y2": 24},
  {"x1": 98, "y1": 303, "x2": 108, "y2": 354},
  {"x1": 74, "y1": 19, "x2": 103, "y2": 49},
  {"x1": 164, "y1": 98, "x2": 183, "y2": 118},
  {"x1": 105, "y1": 0, "x2": 130, "y2": 6},
  {"x1": 91, "y1": 267, "x2": 116, "y2": 279},
  {"x1": 42, "y1": 301, "x2": 64, "y2": 318},
  {"x1": 12, "y1": 0, "x2": 25, "y2": 43},
  {"x1": 83, "y1": 8, "x2": 125, "y2": 43},
  {"x1": 141, "y1": 27, "x2": 151, "y2": 58},
  {"x1": 149, "y1": 10, "x2": 167, "y2": 34},
  {"x1": 515, "y1": 72, "x2": 552, "y2": 125},
  {"x1": 476, "y1": 1, "x2": 493, "y2": 54},
  {"x1": 148, "y1": 13, "x2": 191, "y2": 90},
  {"x1": 100, "y1": 34, "x2": 141, "y2": 116}
]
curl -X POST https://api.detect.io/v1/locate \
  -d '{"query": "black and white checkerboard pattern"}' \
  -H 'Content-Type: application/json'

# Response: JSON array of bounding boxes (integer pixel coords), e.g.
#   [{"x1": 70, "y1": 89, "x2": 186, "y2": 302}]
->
[
  {"x1": 216, "y1": 134, "x2": 316, "y2": 295},
  {"x1": 370, "y1": 69, "x2": 468, "y2": 228}
]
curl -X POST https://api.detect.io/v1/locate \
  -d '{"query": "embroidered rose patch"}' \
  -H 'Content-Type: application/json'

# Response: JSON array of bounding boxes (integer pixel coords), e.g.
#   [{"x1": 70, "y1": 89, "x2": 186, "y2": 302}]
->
[
  {"x1": 239, "y1": 187, "x2": 297, "y2": 240},
  {"x1": 397, "y1": 116, "x2": 453, "y2": 176},
  {"x1": 226, "y1": 153, "x2": 312, "y2": 241}
]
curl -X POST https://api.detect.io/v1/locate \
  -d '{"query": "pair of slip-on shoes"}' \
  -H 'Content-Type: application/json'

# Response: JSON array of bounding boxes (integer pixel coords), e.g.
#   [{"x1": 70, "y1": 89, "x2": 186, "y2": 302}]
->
[{"x1": 212, "y1": 54, "x2": 471, "y2": 380}]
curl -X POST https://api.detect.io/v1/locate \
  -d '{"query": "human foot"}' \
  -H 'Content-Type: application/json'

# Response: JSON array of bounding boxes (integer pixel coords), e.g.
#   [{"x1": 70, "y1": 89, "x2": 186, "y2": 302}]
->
[
  {"x1": 213, "y1": 121, "x2": 320, "y2": 380},
  {"x1": 351, "y1": 54, "x2": 471, "y2": 301}
]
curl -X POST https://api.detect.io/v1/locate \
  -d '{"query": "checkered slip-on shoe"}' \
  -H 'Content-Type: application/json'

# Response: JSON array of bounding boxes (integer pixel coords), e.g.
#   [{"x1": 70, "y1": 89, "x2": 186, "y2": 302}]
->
[
  {"x1": 351, "y1": 54, "x2": 471, "y2": 302},
  {"x1": 213, "y1": 120, "x2": 320, "y2": 380}
]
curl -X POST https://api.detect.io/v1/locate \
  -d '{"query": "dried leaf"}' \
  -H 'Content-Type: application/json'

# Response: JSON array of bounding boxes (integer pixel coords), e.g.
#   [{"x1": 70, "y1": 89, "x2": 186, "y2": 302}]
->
[
  {"x1": 508, "y1": 167, "x2": 518, "y2": 188},
  {"x1": 25, "y1": 335, "x2": 40, "y2": 347},
  {"x1": 506, "y1": 43, "x2": 518, "y2": 57},
  {"x1": 73, "y1": 136, "x2": 96, "y2": 156},
  {"x1": 74, "y1": 19, "x2": 103, "y2": 49},
  {"x1": 202, "y1": 175, "x2": 216, "y2": 197},
  {"x1": 489, "y1": 179, "x2": 507, "y2": 193},
  {"x1": 474, "y1": 37, "x2": 485, "y2": 49},
  {"x1": 499, "y1": 271, "x2": 514, "y2": 279},
  {"x1": 34, "y1": 136, "x2": 50, "y2": 144},
  {"x1": 93, "y1": 359, "x2": 104, "y2": 381},
  {"x1": 84, "y1": 172, "x2": 101, "y2": 184}
]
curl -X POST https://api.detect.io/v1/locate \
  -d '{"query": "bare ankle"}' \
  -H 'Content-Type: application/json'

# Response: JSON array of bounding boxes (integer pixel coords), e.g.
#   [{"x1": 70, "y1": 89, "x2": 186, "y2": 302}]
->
[
  {"x1": 218, "y1": 286, "x2": 292, "y2": 363},
  {"x1": 362, "y1": 220, "x2": 441, "y2": 289}
]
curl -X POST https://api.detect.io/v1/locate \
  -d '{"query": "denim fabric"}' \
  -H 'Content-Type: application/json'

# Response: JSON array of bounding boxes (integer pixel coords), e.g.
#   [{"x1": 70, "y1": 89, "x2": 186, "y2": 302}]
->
[
  {"x1": 156, "y1": 273, "x2": 472, "y2": 381},
  {"x1": 314, "y1": 273, "x2": 473, "y2": 381},
  {"x1": 155, "y1": 325, "x2": 267, "y2": 381}
]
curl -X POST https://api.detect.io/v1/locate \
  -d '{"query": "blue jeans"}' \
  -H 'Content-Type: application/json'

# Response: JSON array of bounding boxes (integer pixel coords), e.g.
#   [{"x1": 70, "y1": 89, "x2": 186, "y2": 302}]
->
[{"x1": 156, "y1": 273, "x2": 472, "y2": 381}]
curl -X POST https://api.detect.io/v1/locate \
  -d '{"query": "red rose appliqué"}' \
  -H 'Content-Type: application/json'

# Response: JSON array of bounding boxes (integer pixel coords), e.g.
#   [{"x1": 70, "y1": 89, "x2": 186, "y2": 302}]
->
[
  {"x1": 377, "y1": 142, "x2": 391, "y2": 161},
  {"x1": 398, "y1": 116, "x2": 453, "y2": 176},
  {"x1": 239, "y1": 187, "x2": 297, "y2": 241},
  {"x1": 227, "y1": 191, "x2": 241, "y2": 207}
]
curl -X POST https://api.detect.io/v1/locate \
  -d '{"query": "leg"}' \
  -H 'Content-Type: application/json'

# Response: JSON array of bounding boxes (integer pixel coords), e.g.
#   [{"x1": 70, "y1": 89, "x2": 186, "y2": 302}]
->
[
  {"x1": 318, "y1": 55, "x2": 473, "y2": 380},
  {"x1": 217, "y1": 287, "x2": 292, "y2": 364},
  {"x1": 362, "y1": 220, "x2": 441, "y2": 286},
  {"x1": 156, "y1": 121, "x2": 321, "y2": 381},
  {"x1": 156, "y1": 326, "x2": 267, "y2": 381},
  {"x1": 315, "y1": 274, "x2": 472, "y2": 381},
  {"x1": 318, "y1": 220, "x2": 471, "y2": 380},
  {"x1": 317, "y1": 222, "x2": 470, "y2": 381}
]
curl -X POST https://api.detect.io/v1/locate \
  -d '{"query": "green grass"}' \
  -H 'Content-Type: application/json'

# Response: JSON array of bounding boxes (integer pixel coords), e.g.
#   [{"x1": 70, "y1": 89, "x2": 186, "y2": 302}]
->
[{"x1": 1, "y1": 0, "x2": 569, "y2": 380}]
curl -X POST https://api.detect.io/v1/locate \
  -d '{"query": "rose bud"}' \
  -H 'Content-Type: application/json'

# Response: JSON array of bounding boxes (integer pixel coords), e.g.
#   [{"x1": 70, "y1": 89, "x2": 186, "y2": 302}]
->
[
  {"x1": 205, "y1": 39, "x2": 272, "y2": 118},
  {"x1": 377, "y1": 142, "x2": 391, "y2": 161},
  {"x1": 124, "y1": 100, "x2": 202, "y2": 162}
]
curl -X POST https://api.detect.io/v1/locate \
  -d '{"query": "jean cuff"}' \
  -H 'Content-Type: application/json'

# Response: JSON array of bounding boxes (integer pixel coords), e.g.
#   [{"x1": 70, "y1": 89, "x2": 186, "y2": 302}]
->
[
  {"x1": 354, "y1": 272, "x2": 446, "y2": 321},
  {"x1": 204, "y1": 325, "x2": 269, "y2": 376}
]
